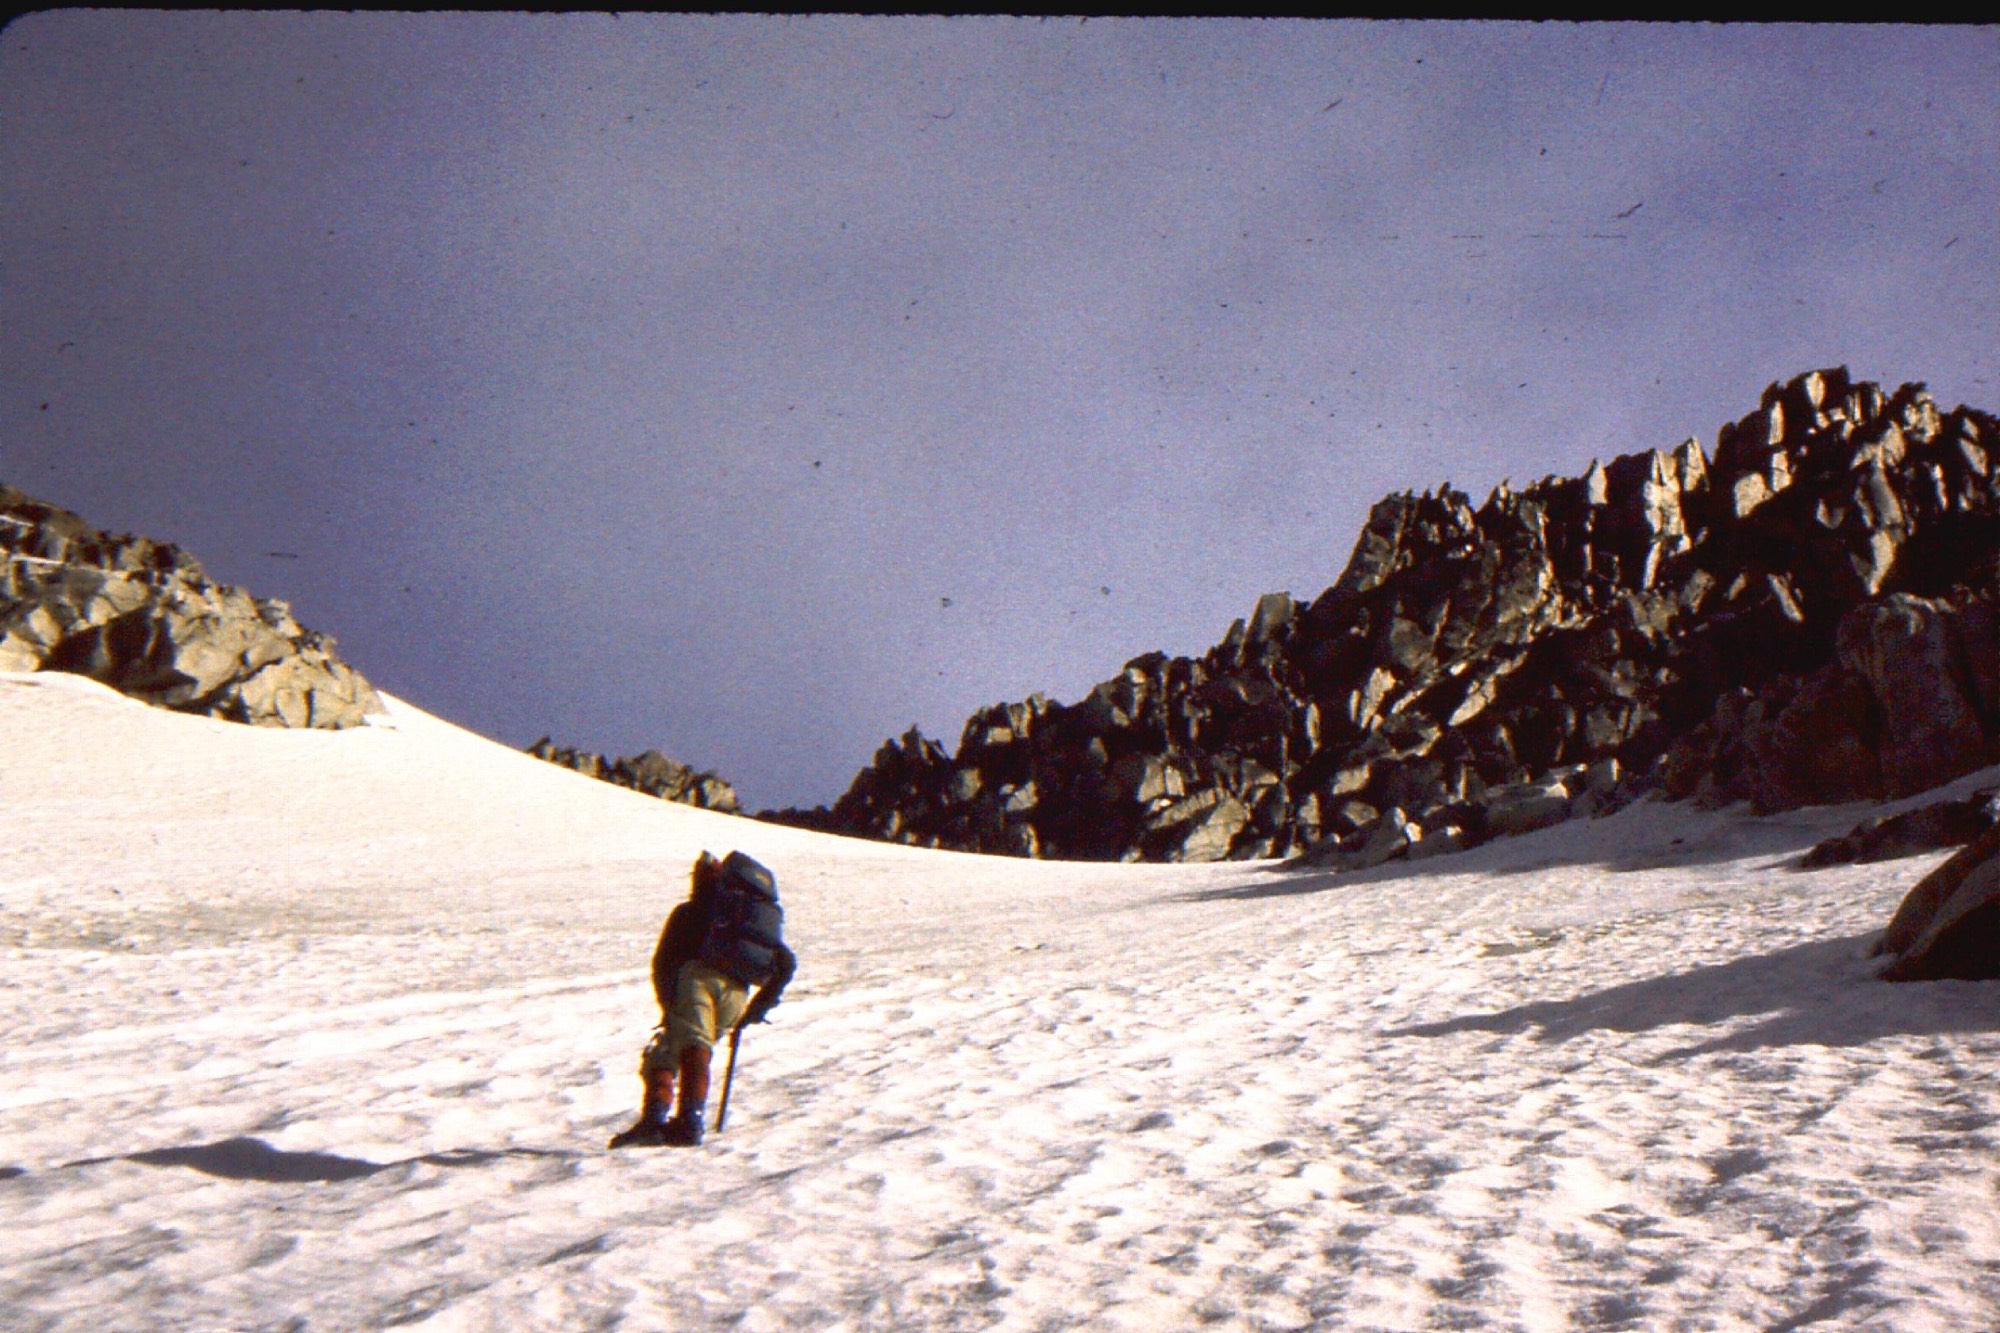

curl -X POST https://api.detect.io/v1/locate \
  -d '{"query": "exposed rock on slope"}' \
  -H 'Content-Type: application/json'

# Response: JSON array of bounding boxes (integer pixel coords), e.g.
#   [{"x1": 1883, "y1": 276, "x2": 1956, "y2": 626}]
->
[
  {"x1": 768, "y1": 370, "x2": 2000, "y2": 865},
  {"x1": 1877, "y1": 819, "x2": 2000, "y2": 981},
  {"x1": 1660, "y1": 589, "x2": 2000, "y2": 812},
  {"x1": 0, "y1": 484, "x2": 381, "y2": 728},
  {"x1": 525, "y1": 738, "x2": 742, "y2": 814},
  {"x1": 1801, "y1": 787, "x2": 2000, "y2": 869}
]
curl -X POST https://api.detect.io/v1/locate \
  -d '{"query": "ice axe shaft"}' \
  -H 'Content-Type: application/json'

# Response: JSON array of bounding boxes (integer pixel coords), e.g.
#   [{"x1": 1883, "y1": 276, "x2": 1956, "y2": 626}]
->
[{"x1": 715, "y1": 1024, "x2": 744, "y2": 1132}]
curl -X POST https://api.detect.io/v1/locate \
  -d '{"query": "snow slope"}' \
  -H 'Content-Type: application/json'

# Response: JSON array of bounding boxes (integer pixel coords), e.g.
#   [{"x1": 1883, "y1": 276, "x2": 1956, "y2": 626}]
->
[{"x1": 3, "y1": 669, "x2": 1998, "y2": 1332}]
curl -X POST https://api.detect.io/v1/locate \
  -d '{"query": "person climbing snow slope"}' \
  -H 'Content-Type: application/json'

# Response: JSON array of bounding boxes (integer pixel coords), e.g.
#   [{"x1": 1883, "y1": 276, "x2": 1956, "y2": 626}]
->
[{"x1": 609, "y1": 850, "x2": 796, "y2": 1149}]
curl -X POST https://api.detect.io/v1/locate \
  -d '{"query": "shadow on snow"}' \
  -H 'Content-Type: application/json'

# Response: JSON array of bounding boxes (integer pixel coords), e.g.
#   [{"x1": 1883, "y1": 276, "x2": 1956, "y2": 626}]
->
[
  {"x1": 1183, "y1": 786, "x2": 1987, "y2": 905},
  {"x1": 57, "y1": 1137, "x2": 579, "y2": 1184},
  {"x1": 1193, "y1": 824, "x2": 1857, "y2": 904},
  {"x1": 1383, "y1": 932, "x2": 2000, "y2": 1058}
]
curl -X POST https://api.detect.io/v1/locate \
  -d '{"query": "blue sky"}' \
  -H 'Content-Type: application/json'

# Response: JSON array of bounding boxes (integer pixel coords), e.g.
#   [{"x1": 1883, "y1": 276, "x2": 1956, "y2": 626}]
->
[{"x1": 4, "y1": 16, "x2": 1994, "y2": 808}]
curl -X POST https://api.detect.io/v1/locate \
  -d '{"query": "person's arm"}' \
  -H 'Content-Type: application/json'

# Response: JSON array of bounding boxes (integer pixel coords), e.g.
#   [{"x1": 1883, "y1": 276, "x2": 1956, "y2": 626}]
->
[{"x1": 742, "y1": 943, "x2": 797, "y2": 1025}]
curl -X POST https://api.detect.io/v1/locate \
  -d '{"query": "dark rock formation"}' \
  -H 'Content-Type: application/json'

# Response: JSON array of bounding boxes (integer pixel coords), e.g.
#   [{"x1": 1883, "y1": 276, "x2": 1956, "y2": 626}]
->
[
  {"x1": 527, "y1": 738, "x2": 741, "y2": 814},
  {"x1": 765, "y1": 370, "x2": 2000, "y2": 865},
  {"x1": 1, "y1": 483, "x2": 382, "y2": 728},
  {"x1": 1876, "y1": 819, "x2": 2000, "y2": 981},
  {"x1": 1662, "y1": 591, "x2": 2000, "y2": 812},
  {"x1": 1799, "y1": 788, "x2": 2000, "y2": 869}
]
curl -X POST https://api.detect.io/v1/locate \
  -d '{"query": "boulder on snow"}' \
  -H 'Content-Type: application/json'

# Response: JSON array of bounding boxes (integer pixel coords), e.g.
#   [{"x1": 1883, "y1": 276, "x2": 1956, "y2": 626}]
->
[
  {"x1": 1480, "y1": 779, "x2": 1574, "y2": 837},
  {"x1": 1799, "y1": 787, "x2": 2000, "y2": 869},
  {"x1": 1877, "y1": 819, "x2": 2000, "y2": 980}
]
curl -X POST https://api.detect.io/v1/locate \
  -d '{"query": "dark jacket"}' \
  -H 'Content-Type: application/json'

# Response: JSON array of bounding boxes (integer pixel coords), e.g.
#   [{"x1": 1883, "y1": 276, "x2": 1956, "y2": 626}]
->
[
  {"x1": 650, "y1": 884, "x2": 797, "y2": 1025},
  {"x1": 649, "y1": 892, "x2": 711, "y2": 1013}
]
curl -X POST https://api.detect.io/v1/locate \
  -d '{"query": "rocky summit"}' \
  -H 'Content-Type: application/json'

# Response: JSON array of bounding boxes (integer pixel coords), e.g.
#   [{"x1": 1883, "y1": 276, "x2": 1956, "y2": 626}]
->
[
  {"x1": 767, "y1": 369, "x2": 2000, "y2": 867},
  {"x1": 1, "y1": 484, "x2": 382, "y2": 729}
]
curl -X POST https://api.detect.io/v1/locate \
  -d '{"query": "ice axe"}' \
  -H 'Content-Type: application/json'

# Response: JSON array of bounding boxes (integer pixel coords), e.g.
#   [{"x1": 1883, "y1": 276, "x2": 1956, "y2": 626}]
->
[{"x1": 715, "y1": 1023, "x2": 744, "y2": 1133}]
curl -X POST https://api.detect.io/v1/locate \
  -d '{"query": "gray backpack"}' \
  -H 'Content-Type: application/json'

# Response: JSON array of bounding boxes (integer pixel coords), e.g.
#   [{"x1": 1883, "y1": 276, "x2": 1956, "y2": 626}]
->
[{"x1": 697, "y1": 851, "x2": 785, "y2": 986}]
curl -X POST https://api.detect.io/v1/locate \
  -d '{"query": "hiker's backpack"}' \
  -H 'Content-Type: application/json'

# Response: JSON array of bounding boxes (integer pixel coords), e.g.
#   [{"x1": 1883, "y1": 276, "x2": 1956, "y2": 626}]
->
[{"x1": 697, "y1": 851, "x2": 786, "y2": 986}]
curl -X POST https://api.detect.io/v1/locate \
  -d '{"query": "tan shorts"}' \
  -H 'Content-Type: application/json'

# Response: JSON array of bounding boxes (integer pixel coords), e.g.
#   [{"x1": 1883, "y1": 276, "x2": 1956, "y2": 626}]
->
[{"x1": 642, "y1": 960, "x2": 750, "y2": 1073}]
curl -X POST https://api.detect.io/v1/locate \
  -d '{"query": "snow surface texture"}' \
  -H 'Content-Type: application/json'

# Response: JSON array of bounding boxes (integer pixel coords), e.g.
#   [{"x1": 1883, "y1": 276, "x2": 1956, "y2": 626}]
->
[{"x1": 3, "y1": 670, "x2": 1999, "y2": 1332}]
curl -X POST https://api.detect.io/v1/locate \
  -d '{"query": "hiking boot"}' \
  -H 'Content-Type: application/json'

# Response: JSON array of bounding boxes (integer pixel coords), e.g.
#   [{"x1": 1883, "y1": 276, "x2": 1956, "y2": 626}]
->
[
  {"x1": 608, "y1": 1116, "x2": 673, "y2": 1149},
  {"x1": 659, "y1": 1108, "x2": 705, "y2": 1147},
  {"x1": 608, "y1": 1068, "x2": 679, "y2": 1149}
]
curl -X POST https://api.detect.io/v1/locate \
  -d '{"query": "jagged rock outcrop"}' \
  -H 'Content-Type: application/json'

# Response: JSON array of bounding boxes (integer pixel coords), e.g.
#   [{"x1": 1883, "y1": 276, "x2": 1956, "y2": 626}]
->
[
  {"x1": 765, "y1": 370, "x2": 2000, "y2": 865},
  {"x1": 0, "y1": 483, "x2": 382, "y2": 728},
  {"x1": 527, "y1": 738, "x2": 741, "y2": 814}
]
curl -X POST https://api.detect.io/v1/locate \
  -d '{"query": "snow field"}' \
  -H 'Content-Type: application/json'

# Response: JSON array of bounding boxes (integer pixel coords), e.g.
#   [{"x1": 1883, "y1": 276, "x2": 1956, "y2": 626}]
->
[{"x1": 3, "y1": 671, "x2": 2000, "y2": 1331}]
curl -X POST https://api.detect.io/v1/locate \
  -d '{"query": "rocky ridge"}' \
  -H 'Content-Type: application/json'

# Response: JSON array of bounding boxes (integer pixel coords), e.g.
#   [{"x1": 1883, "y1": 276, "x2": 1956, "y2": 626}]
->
[
  {"x1": 1, "y1": 483, "x2": 382, "y2": 728},
  {"x1": 525, "y1": 738, "x2": 742, "y2": 814},
  {"x1": 767, "y1": 369, "x2": 2000, "y2": 867}
]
